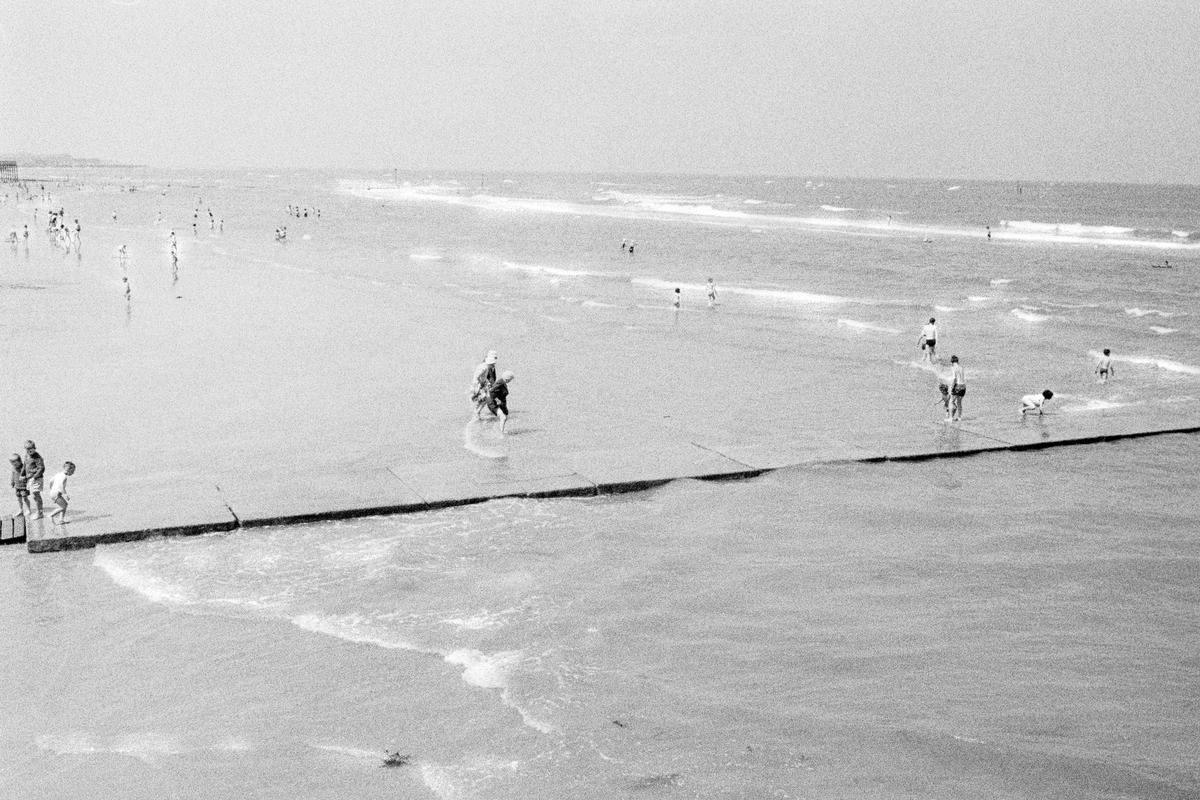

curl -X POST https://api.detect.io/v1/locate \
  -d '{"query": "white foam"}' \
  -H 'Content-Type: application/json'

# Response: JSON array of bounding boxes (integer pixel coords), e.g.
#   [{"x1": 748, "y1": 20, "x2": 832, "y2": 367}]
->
[
  {"x1": 836, "y1": 318, "x2": 900, "y2": 334},
  {"x1": 341, "y1": 180, "x2": 1200, "y2": 251},
  {"x1": 967, "y1": 296, "x2": 991, "y2": 303},
  {"x1": 462, "y1": 420, "x2": 506, "y2": 459},
  {"x1": 1125, "y1": 308, "x2": 1177, "y2": 318},
  {"x1": 291, "y1": 613, "x2": 434, "y2": 654},
  {"x1": 501, "y1": 260, "x2": 595, "y2": 279},
  {"x1": 820, "y1": 205, "x2": 855, "y2": 212},
  {"x1": 409, "y1": 252, "x2": 443, "y2": 261},
  {"x1": 309, "y1": 743, "x2": 386, "y2": 765},
  {"x1": 1010, "y1": 308, "x2": 1049, "y2": 323},
  {"x1": 990, "y1": 278, "x2": 1013, "y2": 285},
  {"x1": 37, "y1": 732, "x2": 180, "y2": 763},
  {"x1": 443, "y1": 650, "x2": 556, "y2": 733},
  {"x1": 1149, "y1": 326, "x2": 1177, "y2": 335},
  {"x1": 93, "y1": 552, "x2": 193, "y2": 605},
  {"x1": 946, "y1": 185, "x2": 962, "y2": 191},
  {"x1": 441, "y1": 611, "x2": 511, "y2": 630},
  {"x1": 444, "y1": 649, "x2": 517, "y2": 689},
  {"x1": 1062, "y1": 399, "x2": 1131, "y2": 412},
  {"x1": 632, "y1": 276, "x2": 849, "y2": 305}
]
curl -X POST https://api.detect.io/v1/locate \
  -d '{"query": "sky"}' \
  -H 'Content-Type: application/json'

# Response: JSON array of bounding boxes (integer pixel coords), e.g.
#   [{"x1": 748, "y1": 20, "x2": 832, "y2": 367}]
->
[{"x1": 3, "y1": 0, "x2": 1199, "y2": 182}]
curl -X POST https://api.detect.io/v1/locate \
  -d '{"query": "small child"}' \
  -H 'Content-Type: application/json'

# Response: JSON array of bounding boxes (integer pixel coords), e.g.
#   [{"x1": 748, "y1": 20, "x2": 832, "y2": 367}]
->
[
  {"x1": 9, "y1": 454, "x2": 30, "y2": 516},
  {"x1": 47, "y1": 461, "x2": 75, "y2": 525},
  {"x1": 1021, "y1": 390, "x2": 1054, "y2": 415},
  {"x1": 487, "y1": 371, "x2": 515, "y2": 434},
  {"x1": 1095, "y1": 349, "x2": 1114, "y2": 382}
]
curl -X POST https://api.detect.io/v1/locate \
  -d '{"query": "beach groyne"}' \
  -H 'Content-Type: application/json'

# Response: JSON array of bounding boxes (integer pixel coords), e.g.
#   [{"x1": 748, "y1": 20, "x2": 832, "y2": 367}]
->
[{"x1": 24, "y1": 417, "x2": 1200, "y2": 553}]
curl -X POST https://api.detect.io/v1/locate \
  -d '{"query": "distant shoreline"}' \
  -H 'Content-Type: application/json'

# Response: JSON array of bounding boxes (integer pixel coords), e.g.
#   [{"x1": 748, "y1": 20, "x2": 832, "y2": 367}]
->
[{"x1": 0, "y1": 154, "x2": 144, "y2": 169}]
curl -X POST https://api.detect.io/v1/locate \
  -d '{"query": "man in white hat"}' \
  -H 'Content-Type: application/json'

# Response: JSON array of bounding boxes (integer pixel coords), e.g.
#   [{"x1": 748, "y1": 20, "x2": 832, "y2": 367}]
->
[{"x1": 470, "y1": 350, "x2": 498, "y2": 418}]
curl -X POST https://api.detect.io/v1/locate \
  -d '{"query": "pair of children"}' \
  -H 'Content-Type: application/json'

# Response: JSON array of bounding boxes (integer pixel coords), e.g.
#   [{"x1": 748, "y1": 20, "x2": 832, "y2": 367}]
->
[
  {"x1": 10, "y1": 449, "x2": 74, "y2": 524},
  {"x1": 469, "y1": 350, "x2": 516, "y2": 434}
]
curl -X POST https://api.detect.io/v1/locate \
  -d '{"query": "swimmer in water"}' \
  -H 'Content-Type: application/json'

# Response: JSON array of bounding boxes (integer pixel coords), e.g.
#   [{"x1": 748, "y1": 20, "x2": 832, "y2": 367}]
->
[{"x1": 706, "y1": 278, "x2": 716, "y2": 308}]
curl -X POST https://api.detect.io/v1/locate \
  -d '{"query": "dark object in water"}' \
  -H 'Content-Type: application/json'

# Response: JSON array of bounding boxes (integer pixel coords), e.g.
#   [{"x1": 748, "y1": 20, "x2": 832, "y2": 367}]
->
[
  {"x1": 1151, "y1": 261, "x2": 1173, "y2": 269},
  {"x1": 382, "y1": 751, "x2": 411, "y2": 767},
  {"x1": 612, "y1": 719, "x2": 627, "y2": 728},
  {"x1": 629, "y1": 773, "x2": 684, "y2": 790}
]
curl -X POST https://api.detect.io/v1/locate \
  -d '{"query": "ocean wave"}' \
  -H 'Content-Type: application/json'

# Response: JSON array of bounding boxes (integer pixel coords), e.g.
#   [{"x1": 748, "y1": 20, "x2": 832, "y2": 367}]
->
[
  {"x1": 340, "y1": 180, "x2": 1200, "y2": 251},
  {"x1": 820, "y1": 205, "x2": 856, "y2": 212},
  {"x1": 1061, "y1": 399, "x2": 1132, "y2": 413},
  {"x1": 1010, "y1": 308, "x2": 1049, "y2": 323},
  {"x1": 1149, "y1": 326, "x2": 1177, "y2": 334},
  {"x1": 1125, "y1": 308, "x2": 1177, "y2": 318},
  {"x1": 990, "y1": 278, "x2": 1013, "y2": 285},
  {"x1": 1002, "y1": 220, "x2": 1135, "y2": 237},
  {"x1": 500, "y1": 260, "x2": 596, "y2": 279},
  {"x1": 632, "y1": 276, "x2": 851, "y2": 305},
  {"x1": 291, "y1": 613, "x2": 435, "y2": 654},
  {"x1": 444, "y1": 649, "x2": 555, "y2": 732},
  {"x1": 36, "y1": 732, "x2": 181, "y2": 763},
  {"x1": 94, "y1": 552, "x2": 194, "y2": 605},
  {"x1": 836, "y1": 318, "x2": 900, "y2": 334}
]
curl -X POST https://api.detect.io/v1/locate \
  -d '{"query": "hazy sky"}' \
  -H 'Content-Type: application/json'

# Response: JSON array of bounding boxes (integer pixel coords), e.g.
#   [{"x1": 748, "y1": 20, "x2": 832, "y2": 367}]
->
[{"x1": 3, "y1": 1, "x2": 1198, "y2": 182}]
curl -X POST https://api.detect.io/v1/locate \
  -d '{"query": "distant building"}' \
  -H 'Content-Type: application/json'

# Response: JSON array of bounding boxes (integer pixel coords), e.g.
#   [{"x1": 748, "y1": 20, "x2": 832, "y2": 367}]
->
[{"x1": 0, "y1": 161, "x2": 17, "y2": 182}]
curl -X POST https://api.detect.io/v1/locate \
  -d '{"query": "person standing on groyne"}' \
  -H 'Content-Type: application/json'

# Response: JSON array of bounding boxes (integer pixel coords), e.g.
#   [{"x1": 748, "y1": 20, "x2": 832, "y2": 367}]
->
[
  {"x1": 23, "y1": 441, "x2": 45, "y2": 519},
  {"x1": 47, "y1": 461, "x2": 75, "y2": 525},
  {"x1": 10, "y1": 453, "x2": 30, "y2": 517}
]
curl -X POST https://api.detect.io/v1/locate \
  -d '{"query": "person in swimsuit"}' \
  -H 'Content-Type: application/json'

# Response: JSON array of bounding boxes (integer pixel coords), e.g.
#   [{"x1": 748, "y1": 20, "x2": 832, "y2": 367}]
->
[
  {"x1": 948, "y1": 355, "x2": 965, "y2": 421},
  {"x1": 918, "y1": 318, "x2": 939, "y2": 363},
  {"x1": 1095, "y1": 349, "x2": 1114, "y2": 382},
  {"x1": 486, "y1": 371, "x2": 514, "y2": 434}
]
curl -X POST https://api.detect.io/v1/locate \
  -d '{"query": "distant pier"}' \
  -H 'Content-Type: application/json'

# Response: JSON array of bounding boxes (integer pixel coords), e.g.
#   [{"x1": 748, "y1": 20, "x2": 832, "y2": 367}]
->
[{"x1": 14, "y1": 417, "x2": 1200, "y2": 553}]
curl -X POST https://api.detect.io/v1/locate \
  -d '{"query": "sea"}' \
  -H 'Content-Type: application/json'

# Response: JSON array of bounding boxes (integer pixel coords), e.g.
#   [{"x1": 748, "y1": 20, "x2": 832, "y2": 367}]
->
[{"x1": 1, "y1": 171, "x2": 1198, "y2": 799}]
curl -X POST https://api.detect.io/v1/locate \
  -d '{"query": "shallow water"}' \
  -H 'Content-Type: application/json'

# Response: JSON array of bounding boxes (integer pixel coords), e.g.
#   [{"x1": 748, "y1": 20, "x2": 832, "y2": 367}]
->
[
  {"x1": 1, "y1": 171, "x2": 1198, "y2": 798},
  {"x1": 2, "y1": 436, "x2": 1198, "y2": 798}
]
